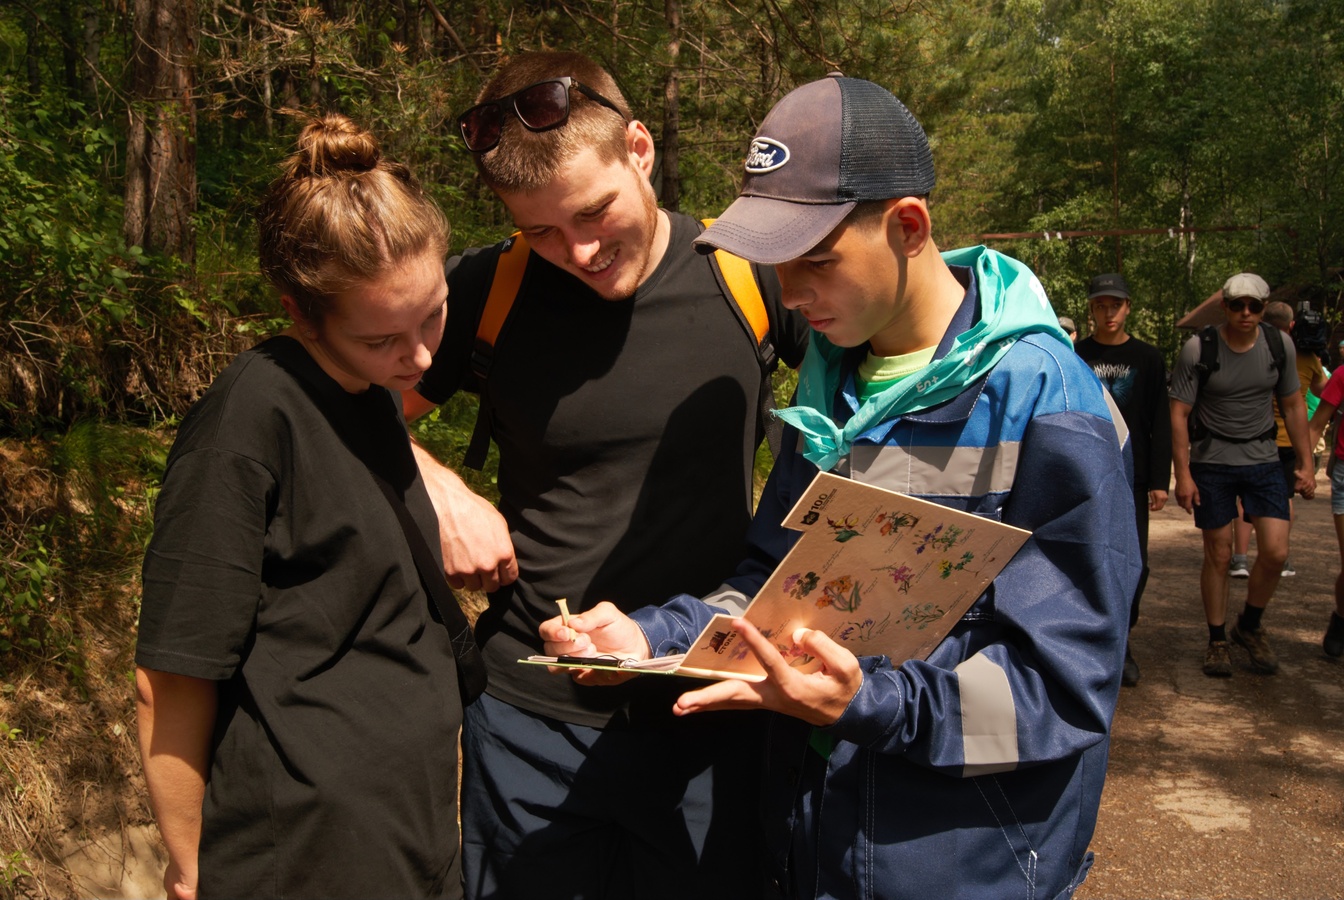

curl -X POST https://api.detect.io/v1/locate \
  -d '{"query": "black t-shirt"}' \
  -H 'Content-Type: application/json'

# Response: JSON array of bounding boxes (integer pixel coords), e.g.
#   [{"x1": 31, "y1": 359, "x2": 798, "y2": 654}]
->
[
  {"x1": 419, "y1": 212, "x2": 809, "y2": 727},
  {"x1": 1076, "y1": 335, "x2": 1172, "y2": 490},
  {"x1": 137, "y1": 337, "x2": 463, "y2": 899}
]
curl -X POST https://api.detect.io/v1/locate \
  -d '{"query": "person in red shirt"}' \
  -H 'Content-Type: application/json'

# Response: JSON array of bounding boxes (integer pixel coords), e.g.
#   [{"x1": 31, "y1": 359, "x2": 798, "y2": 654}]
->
[{"x1": 1307, "y1": 369, "x2": 1344, "y2": 657}]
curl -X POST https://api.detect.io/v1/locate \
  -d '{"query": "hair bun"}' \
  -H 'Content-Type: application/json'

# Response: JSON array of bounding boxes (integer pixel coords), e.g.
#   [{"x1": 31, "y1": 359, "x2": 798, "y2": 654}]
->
[{"x1": 294, "y1": 113, "x2": 381, "y2": 176}]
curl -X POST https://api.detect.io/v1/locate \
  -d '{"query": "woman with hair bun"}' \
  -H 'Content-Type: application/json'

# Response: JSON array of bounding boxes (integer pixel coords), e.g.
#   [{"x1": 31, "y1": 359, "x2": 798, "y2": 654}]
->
[{"x1": 134, "y1": 113, "x2": 474, "y2": 899}]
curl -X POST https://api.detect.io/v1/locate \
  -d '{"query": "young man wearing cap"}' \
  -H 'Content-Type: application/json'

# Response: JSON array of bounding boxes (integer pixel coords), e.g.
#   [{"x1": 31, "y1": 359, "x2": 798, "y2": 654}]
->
[
  {"x1": 1230, "y1": 301, "x2": 1326, "y2": 578},
  {"x1": 1169, "y1": 273, "x2": 1315, "y2": 678},
  {"x1": 1075, "y1": 273, "x2": 1172, "y2": 686},
  {"x1": 403, "y1": 51, "x2": 809, "y2": 899},
  {"x1": 1058, "y1": 315, "x2": 1078, "y2": 342},
  {"x1": 543, "y1": 74, "x2": 1139, "y2": 900}
]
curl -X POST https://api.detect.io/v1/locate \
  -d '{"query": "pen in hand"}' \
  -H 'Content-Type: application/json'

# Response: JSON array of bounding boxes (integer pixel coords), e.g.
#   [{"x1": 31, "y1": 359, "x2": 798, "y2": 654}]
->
[{"x1": 556, "y1": 598, "x2": 574, "y2": 642}]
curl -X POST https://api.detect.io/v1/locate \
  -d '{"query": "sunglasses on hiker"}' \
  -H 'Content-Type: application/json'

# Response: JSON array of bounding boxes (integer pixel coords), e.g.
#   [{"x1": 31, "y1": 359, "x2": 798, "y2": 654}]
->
[
  {"x1": 1224, "y1": 297, "x2": 1266, "y2": 314},
  {"x1": 457, "y1": 77, "x2": 627, "y2": 153}
]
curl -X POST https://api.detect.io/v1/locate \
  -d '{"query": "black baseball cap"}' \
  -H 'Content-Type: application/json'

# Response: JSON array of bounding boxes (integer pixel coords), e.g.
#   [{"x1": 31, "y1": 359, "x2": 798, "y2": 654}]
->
[
  {"x1": 695, "y1": 74, "x2": 936, "y2": 264},
  {"x1": 1087, "y1": 273, "x2": 1130, "y2": 300}
]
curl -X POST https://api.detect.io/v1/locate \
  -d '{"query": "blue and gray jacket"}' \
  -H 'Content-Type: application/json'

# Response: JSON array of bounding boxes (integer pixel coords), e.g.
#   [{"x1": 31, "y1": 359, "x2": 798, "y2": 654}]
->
[{"x1": 630, "y1": 269, "x2": 1140, "y2": 900}]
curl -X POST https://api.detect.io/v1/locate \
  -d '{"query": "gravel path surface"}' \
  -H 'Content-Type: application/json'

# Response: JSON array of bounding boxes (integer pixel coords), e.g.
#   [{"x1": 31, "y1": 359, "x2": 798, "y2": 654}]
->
[{"x1": 1077, "y1": 472, "x2": 1344, "y2": 900}]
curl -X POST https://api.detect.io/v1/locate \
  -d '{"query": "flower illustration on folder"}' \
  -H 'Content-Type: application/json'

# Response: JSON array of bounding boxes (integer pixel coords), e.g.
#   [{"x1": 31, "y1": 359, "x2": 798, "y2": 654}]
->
[
  {"x1": 783, "y1": 570, "x2": 820, "y2": 599},
  {"x1": 839, "y1": 612, "x2": 892, "y2": 643},
  {"x1": 937, "y1": 551, "x2": 977, "y2": 579},
  {"x1": 827, "y1": 514, "x2": 862, "y2": 542},
  {"x1": 914, "y1": 523, "x2": 966, "y2": 555},
  {"x1": 661, "y1": 472, "x2": 1030, "y2": 682},
  {"x1": 814, "y1": 575, "x2": 861, "y2": 613},
  {"x1": 878, "y1": 563, "x2": 916, "y2": 594},
  {"x1": 876, "y1": 510, "x2": 920, "y2": 537},
  {"x1": 902, "y1": 603, "x2": 947, "y2": 630}
]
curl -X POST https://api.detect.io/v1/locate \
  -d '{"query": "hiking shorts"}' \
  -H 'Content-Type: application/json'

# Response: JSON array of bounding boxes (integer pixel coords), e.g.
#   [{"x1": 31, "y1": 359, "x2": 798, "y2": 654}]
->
[
  {"x1": 1332, "y1": 463, "x2": 1344, "y2": 516},
  {"x1": 1190, "y1": 461, "x2": 1290, "y2": 530}
]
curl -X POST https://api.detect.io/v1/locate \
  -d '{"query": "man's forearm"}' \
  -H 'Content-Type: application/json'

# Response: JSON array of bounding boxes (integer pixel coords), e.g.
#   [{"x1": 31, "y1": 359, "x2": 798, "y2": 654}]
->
[
  {"x1": 1169, "y1": 403, "x2": 1192, "y2": 478},
  {"x1": 408, "y1": 431, "x2": 519, "y2": 592}
]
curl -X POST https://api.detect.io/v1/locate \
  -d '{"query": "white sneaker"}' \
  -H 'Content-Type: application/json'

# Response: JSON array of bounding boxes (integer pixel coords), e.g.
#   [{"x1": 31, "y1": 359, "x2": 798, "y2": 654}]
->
[
  {"x1": 1229, "y1": 555, "x2": 1250, "y2": 578},
  {"x1": 1281, "y1": 558, "x2": 1296, "y2": 577}
]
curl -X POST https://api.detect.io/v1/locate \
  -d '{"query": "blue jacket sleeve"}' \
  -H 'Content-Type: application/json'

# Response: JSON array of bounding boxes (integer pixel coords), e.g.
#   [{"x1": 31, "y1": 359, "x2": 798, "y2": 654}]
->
[
  {"x1": 628, "y1": 426, "x2": 812, "y2": 653},
  {"x1": 826, "y1": 408, "x2": 1139, "y2": 775}
]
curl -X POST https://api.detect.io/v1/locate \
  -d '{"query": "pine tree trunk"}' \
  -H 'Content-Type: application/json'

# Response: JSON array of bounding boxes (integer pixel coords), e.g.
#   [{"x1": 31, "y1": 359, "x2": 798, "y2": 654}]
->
[
  {"x1": 123, "y1": 0, "x2": 197, "y2": 266},
  {"x1": 661, "y1": 0, "x2": 682, "y2": 212}
]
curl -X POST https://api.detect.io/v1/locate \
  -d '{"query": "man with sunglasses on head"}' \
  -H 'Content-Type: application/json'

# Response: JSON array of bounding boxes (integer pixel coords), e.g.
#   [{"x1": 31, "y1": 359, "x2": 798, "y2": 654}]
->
[
  {"x1": 402, "y1": 51, "x2": 808, "y2": 899},
  {"x1": 1170, "y1": 272, "x2": 1315, "y2": 679}
]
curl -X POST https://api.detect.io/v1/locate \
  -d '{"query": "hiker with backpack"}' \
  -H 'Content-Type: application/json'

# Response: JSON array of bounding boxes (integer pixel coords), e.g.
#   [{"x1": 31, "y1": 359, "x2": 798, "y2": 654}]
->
[
  {"x1": 1228, "y1": 300, "x2": 1326, "y2": 579},
  {"x1": 1169, "y1": 272, "x2": 1316, "y2": 678},
  {"x1": 401, "y1": 51, "x2": 808, "y2": 899}
]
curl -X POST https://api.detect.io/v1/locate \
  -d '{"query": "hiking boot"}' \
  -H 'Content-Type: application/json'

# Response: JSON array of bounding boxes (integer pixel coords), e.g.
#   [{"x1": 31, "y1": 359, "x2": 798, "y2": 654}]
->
[
  {"x1": 1230, "y1": 622, "x2": 1280, "y2": 674},
  {"x1": 1280, "y1": 558, "x2": 1296, "y2": 577},
  {"x1": 1202, "y1": 640, "x2": 1232, "y2": 677},
  {"x1": 1121, "y1": 645, "x2": 1140, "y2": 687},
  {"x1": 1324, "y1": 613, "x2": 1344, "y2": 659},
  {"x1": 1228, "y1": 555, "x2": 1250, "y2": 578}
]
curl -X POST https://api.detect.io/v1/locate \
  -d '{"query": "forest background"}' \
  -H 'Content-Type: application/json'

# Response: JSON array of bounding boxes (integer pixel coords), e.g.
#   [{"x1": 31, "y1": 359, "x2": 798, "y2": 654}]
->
[{"x1": 1, "y1": 0, "x2": 1341, "y2": 895}]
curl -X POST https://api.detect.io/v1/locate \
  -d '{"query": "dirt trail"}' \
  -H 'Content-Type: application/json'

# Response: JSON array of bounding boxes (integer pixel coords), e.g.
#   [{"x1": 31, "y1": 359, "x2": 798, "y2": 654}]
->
[{"x1": 1077, "y1": 472, "x2": 1344, "y2": 900}]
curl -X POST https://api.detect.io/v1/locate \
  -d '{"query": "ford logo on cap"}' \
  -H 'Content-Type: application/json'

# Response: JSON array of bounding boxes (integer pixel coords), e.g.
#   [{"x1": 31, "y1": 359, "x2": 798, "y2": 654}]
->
[{"x1": 744, "y1": 137, "x2": 789, "y2": 174}]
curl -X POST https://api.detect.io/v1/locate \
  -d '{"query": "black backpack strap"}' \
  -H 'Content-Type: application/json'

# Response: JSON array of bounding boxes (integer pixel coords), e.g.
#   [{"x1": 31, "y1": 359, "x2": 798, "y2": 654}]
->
[
  {"x1": 465, "y1": 234, "x2": 532, "y2": 470},
  {"x1": 1194, "y1": 325, "x2": 1221, "y2": 388},
  {"x1": 268, "y1": 349, "x2": 488, "y2": 706},
  {"x1": 1263, "y1": 321, "x2": 1289, "y2": 444},
  {"x1": 1189, "y1": 325, "x2": 1221, "y2": 442},
  {"x1": 1260, "y1": 321, "x2": 1287, "y2": 376},
  {"x1": 1191, "y1": 323, "x2": 1285, "y2": 445},
  {"x1": 369, "y1": 470, "x2": 488, "y2": 706}
]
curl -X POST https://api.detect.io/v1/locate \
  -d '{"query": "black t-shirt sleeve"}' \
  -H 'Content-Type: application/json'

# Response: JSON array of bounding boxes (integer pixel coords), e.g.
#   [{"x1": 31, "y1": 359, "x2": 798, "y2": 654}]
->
[
  {"x1": 754, "y1": 261, "x2": 810, "y2": 369},
  {"x1": 136, "y1": 447, "x2": 275, "y2": 680}
]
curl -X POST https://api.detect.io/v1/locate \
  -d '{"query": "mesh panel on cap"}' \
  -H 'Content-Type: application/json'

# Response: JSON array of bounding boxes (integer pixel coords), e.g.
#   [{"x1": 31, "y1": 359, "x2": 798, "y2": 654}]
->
[{"x1": 837, "y1": 78, "x2": 936, "y2": 200}]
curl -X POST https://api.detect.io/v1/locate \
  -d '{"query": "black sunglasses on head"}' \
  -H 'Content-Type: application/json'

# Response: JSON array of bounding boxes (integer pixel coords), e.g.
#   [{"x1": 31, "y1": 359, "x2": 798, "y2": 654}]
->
[
  {"x1": 1225, "y1": 297, "x2": 1265, "y2": 314},
  {"x1": 457, "y1": 77, "x2": 627, "y2": 153}
]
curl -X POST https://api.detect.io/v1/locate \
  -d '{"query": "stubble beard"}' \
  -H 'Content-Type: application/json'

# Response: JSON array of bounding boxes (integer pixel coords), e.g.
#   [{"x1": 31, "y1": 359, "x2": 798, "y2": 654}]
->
[{"x1": 595, "y1": 186, "x2": 661, "y2": 302}]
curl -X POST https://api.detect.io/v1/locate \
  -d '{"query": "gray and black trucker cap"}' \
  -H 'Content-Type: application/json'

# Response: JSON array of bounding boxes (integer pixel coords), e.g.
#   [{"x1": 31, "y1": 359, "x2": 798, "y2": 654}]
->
[{"x1": 696, "y1": 74, "x2": 935, "y2": 265}]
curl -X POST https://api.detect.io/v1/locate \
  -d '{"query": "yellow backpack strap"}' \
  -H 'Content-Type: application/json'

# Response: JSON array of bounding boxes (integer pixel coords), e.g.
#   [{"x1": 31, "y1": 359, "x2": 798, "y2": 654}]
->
[
  {"x1": 465, "y1": 232, "x2": 532, "y2": 469},
  {"x1": 471, "y1": 232, "x2": 532, "y2": 379},
  {"x1": 702, "y1": 218, "x2": 769, "y2": 345},
  {"x1": 701, "y1": 218, "x2": 783, "y2": 456}
]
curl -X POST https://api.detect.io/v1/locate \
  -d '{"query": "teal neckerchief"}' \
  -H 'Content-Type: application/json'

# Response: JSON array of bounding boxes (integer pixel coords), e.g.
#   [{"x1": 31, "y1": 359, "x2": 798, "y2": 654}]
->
[{"x1": 774, "y1": 246, "x2": 1069, "y2": 471}]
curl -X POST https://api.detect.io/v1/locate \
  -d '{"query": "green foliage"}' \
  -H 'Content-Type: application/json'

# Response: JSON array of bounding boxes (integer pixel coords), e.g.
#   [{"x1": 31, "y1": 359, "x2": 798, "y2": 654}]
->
[
  {"x1": 0, "y1": 849, "x2": 35, "y2": 892},
  {"x1": 0, "y1": 520, "x2": 84, "y2": 686},
  {"x1": 410, "y1": 395, "x2": 500, "y2": 502},
  {"x1": 0, "y1": 82, "x2": 134, "y2": 321},
  {"x1": 0, "y1": 528, "x2": 57, "y2": 658},
  {"x1": 0, "y1": 75, "x2": 246, "y2": 430},
  {"x1": 977, "y1": 0, "x2": 1344, "y2": 360},
  {"x1": 0, "y1": 423, "x2": 163, "y2": 682},
  {"x1": 50, "y1": 420, "x2": 163, "y2": 552}
]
